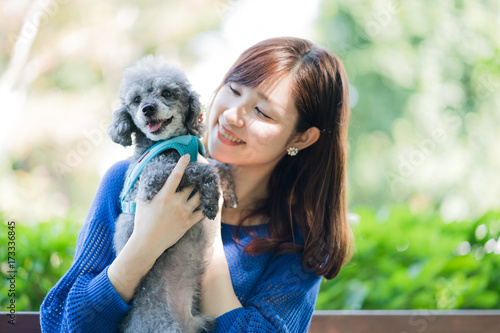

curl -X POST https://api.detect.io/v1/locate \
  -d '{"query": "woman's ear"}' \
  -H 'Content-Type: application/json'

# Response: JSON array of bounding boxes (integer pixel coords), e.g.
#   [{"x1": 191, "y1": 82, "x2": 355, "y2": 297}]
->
[
  {"x1": 108, "y1": 104, "x2": 136, "y2": 147},
  {"x1": 289, "y1": 126, "x2": 321, "y2": 151}
]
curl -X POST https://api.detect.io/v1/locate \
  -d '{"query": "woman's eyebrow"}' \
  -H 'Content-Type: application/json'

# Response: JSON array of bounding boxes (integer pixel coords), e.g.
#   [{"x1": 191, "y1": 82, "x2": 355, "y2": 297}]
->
[{"x1": 257, "y1": 91, "x2": 285, "y2": 111}]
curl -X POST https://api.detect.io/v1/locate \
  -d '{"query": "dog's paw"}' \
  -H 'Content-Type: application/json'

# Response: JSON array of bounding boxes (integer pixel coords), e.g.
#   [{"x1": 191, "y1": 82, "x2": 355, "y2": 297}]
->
[
  {"x1": 182, "y1": 163, "x2": 222, "y2": 220},
  {"x1": 202, "y1": 200, "x2": 218, "y2": 220}
]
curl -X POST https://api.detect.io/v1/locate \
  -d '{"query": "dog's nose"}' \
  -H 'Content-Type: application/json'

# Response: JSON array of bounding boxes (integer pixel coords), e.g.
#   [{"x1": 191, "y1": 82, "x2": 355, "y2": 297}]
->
[{"x1": 142, "y1": 104, "x2": 156, "y2": 117}]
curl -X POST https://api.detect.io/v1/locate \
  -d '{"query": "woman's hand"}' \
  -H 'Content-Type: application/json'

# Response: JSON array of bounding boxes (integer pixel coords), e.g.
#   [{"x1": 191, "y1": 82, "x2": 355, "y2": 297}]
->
[
  {"x1": 108, "y1": 154, "x2": 205, "y2": 304},
  {"x1": 129, "y1": 154, "x2": 205, "y2": 259}
]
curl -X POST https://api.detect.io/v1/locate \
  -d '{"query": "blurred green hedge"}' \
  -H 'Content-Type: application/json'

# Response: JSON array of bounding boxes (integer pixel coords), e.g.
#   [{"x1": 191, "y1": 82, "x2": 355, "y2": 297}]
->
[
  {"x1": 1, "y1": 213, "x2": 78, "y2": 311},
  {"x1": 1, "y1": 207, "x2": 499, "y2": 311},
  {"x1": 317, "y1": 206, "x2": 500, "y2": 310}
]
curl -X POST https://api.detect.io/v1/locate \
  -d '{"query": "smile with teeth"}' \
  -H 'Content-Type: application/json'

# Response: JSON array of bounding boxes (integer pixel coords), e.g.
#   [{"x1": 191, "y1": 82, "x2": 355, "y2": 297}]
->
[
  {"x1": 147, "y1": 116, "x2": 173, "y2": 133},
  {"x1": 219, "y1": 125, "x2": 245, "y2": 143}
]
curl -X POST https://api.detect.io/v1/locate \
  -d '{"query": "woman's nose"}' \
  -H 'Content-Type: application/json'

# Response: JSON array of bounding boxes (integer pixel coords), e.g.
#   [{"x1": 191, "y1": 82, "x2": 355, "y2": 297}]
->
[{"x1": 224, "y1": 105, "x2": 245, "y2": 127}]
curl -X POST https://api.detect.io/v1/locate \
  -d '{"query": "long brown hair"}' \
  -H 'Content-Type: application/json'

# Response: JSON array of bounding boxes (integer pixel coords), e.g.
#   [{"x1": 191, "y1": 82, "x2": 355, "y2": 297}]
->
[{"x1": 208, "y1": 37, "x2": 353, "y2": 279}]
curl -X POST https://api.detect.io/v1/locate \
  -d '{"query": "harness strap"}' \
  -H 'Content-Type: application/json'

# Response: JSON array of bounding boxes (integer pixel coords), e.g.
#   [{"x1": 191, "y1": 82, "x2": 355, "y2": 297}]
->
[{"x1": 120, "y1": 135, "x2": 205, "y2": 214}]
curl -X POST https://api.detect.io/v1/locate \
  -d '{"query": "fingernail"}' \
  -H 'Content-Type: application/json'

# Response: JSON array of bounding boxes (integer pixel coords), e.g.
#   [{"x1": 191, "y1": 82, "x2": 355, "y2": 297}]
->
[{"x1": 182, "y1": 154, "x2": 190, "y2": 162}]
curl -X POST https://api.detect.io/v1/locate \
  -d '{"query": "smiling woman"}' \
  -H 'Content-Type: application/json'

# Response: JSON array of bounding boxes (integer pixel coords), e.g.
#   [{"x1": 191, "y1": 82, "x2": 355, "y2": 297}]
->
[
  {"x1": 206, "y1": 37, "x2": 352, "y2": 279},
  {"x1": 40, "y1": 36, "x2": 353, "y2": 333}
]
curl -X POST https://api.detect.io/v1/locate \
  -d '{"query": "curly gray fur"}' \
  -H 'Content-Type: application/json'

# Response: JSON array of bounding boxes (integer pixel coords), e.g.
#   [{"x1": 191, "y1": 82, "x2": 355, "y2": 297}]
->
[{"x1": 108, "y1": 55, "x2": 237, "y2": 333}]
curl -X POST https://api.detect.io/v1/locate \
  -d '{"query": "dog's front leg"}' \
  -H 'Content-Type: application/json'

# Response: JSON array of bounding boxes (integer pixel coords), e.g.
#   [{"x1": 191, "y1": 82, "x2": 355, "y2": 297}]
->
[
  {"x1": 181, "y1": 163, "x2": 221, "y2": 220},
  {"x1": 208, "y1": 159, "x2": 238, "y2": 209},
  {"x1": 136, "y1": 160, "x2": 177, "y2": 202}
]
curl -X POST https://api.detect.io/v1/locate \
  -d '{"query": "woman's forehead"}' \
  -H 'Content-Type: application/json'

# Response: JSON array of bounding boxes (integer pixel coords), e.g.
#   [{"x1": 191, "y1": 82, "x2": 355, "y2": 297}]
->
[{"x1": 257, "y1": 75, "x2": 296, "y2": 112}]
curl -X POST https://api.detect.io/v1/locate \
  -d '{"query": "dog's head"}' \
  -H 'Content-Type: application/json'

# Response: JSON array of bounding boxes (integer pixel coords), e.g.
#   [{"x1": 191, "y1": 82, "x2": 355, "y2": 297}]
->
[{"x1": 108, "y1": 55, "x2": 204, "y2": 147}]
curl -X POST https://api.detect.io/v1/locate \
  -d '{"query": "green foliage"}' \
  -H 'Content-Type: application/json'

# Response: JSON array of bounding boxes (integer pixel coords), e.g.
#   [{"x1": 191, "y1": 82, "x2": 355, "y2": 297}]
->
[
  {"x1": 2, "y1": 207, "x2": 499, "y2": 311},
  {"x1": 44, "y1": 61, "x2": 103, "y2": 92},
  {"x1": 317, "y1": 206, "x2": 500, "y2": 310},
  {"x1": 1, "y1": 213, "x2": 79, "y2": 311}
]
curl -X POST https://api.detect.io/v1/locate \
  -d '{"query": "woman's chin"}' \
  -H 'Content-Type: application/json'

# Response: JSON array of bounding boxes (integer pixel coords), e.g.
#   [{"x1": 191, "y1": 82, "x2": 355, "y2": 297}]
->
[
  {"x1": 208, "y1": 149, "x2": 233, "y2": 164},
  {"x1": 208, "y1": 141, "x2": 232, "y2": 164}
]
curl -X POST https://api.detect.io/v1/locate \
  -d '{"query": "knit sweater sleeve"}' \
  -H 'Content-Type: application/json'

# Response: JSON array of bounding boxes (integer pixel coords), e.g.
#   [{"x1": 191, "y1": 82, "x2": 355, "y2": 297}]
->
[
  {"x1": 40, "y1": 160, "x2": 132, "y2": 333},
  {"x1": 214, "y1": 253, "x2": 323, "y2": 333}
]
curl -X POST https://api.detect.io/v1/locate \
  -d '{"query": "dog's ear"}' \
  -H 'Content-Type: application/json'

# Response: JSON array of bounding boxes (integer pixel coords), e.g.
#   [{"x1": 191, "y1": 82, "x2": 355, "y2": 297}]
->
[
  {"x1": 185, "y1": 90, "x2": 205, "y2": 137},
  {"x1": 108, "y1": 104, "x2": 136, "y2": 147}
]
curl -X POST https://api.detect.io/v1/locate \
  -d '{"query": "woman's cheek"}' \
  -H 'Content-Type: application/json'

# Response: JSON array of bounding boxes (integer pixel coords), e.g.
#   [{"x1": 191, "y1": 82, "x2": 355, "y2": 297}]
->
[
  {"x1": 252, "y1": 124, "x2": 284, "y2": 146},
  {"x1": 244, "y1": 125, "x2": 286, "y2": 159}
]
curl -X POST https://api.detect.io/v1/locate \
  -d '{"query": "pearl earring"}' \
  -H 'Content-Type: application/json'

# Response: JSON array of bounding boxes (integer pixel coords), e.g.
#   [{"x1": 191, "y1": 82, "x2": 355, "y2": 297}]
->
[{"x1": 287, "y1": 146, "x2": 298, "y2": 156}]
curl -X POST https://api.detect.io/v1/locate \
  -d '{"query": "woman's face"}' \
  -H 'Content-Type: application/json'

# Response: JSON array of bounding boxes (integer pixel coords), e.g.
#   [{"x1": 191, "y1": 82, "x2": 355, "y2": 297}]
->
[{"x1": 207, "y1": 75, "x2": 299, "y2": 168}]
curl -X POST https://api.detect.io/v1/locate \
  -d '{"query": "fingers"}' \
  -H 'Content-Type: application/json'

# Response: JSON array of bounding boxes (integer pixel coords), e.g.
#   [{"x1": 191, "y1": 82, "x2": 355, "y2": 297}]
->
[
  {"x1": 188, "y1": 209, "x2": 205, "y2": 226},
  {"x1": 157, "y1": 154, "x2": 190, "y2": 200},
  {"x1": 185, "y1": 188, "x2": 202, "y2": 210},
  {"x1": 178, "y1": 185, "x2": 202, "y2": 210},
  {"x1": 148, "y1": 154, "x2": 204, "y2": 228}
]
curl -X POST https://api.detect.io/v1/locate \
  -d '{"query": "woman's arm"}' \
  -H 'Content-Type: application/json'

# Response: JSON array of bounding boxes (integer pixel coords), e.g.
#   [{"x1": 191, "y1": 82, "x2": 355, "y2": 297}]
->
[
  {"x1": 200, "y1": 216, "x2": 243, "y2": 317},
  {"x1": 40, "y1": 160, "x2": 132, "y2": 332},
  {"x1": 206, "y1": 250, "x2": 322, "y2": 333},
  {"x1": 194, "y1": 154, "x2": 242, "y2": 317},
  {"x1": 108, "y1": 154, "x2": 205, "y2": 303},
  {"x1": 199, "y1": 212, "x2": 322, "y2": 332},
  {"x1": 41, "y1": 155, "x2": 205, "y2": 332}
]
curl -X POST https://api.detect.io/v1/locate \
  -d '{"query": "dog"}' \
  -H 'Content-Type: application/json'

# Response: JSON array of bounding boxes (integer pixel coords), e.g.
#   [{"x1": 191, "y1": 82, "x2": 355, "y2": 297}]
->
[{"x1": 108, "y1": 55, "x2": 237, "y2": 333}]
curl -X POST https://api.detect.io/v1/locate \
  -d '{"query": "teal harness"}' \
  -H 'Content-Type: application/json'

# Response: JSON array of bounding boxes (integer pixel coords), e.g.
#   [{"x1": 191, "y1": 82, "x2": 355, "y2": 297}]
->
[{"x1": 120, "y1": 135, "x2": 205, "y2": 214}]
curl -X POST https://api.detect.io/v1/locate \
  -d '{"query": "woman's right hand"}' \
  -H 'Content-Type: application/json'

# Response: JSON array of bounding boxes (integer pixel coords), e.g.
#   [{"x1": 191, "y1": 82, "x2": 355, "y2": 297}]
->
[
  {"x1": 108, "y1": 154, "x2": 204, "y2": 304},
  {"x1": 129, "y1": 154, "x2": 205, "y2": 260}
]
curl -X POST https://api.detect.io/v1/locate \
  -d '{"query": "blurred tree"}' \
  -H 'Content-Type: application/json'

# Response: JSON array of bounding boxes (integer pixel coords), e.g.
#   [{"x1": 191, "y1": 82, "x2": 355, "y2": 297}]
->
[
  {"x1": 316, "y1": 0, "x2": 500, "y2": 220},
  {"x1": 0, "y1": 0, "x2": 227, "y2": 224}
]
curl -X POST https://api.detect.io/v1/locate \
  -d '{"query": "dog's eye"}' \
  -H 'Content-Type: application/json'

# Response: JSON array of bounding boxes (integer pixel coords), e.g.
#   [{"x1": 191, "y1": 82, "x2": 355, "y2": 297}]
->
[
  {"x1": 133, "y1": 96, "x2": 142, "y2": 104},
  {"x1": 161, "y1": 90, "x2": 171, "y2": 98}
]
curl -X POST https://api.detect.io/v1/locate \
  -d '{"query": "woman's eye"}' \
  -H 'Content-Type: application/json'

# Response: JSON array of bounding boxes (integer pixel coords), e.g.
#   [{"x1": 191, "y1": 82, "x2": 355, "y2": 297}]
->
[
  {"x1": 161, "y1": 90, "x2": 171, "y2": 98},
  {"x1": 256, "y1": 107, "x2": 272, "y2": 119},
  {"x1": 133, "y1": 96, "x2": 142, "y2": 104},
  {"x1": 229, "y1": 84, "x2": 241, "y2": 96}
]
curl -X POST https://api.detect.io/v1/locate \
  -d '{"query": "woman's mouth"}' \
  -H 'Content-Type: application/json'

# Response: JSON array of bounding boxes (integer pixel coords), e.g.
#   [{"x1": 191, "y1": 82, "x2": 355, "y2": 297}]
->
[{"x1": 218, "y1": 125, "x2": 245, "y2": 144}]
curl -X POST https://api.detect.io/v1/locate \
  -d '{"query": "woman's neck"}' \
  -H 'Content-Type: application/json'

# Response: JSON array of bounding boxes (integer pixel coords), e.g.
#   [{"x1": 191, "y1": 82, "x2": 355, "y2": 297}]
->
[{"x1": 221, "y1": 163, "x2": 274, "y2": 226}]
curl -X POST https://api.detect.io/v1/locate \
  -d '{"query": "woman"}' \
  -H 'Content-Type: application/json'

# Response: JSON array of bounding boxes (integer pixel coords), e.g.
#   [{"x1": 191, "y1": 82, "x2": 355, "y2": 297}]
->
[{"x1": 40, "y1": 36, "x2": 353, "y2": 332}]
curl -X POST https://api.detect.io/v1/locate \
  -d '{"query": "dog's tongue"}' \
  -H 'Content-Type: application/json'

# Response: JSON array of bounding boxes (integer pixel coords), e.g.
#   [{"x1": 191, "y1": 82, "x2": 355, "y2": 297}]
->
[{"x1": 148, "y1": 121, "x2": 163, "y2": 132}]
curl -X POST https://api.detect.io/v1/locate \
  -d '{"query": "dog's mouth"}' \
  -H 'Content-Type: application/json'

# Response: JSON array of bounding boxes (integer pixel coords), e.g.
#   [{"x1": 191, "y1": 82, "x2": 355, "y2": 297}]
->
[{"x1": 147, "y1": 117, "x2": 173, "y2": 134}]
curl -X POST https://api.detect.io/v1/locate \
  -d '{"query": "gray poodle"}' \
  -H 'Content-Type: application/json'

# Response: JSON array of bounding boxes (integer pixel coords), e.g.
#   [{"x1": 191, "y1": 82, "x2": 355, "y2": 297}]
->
[{"x1": 108, "y1": 55, "x2": 237, "y2": 333}]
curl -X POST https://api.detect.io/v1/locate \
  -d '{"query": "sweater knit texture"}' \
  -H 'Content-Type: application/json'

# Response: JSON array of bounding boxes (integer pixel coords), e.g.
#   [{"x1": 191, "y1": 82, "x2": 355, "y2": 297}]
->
[{"x1": 40, "y1": 160, "x2": 323, "y2": 332}]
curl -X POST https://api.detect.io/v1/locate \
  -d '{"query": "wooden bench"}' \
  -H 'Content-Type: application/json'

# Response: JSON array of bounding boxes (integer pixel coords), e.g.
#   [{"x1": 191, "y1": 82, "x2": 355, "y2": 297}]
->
[
  {"x1": 2, "y1": 310, "x2": 499, "y2": 332},
  {"x1": 308, "y1": 310, "x2": 500, "y2": 333}
]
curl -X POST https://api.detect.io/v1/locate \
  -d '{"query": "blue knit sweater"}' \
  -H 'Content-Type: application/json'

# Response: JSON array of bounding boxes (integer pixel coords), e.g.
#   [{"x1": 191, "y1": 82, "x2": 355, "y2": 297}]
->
[{"x1": 40, "y1": 160, "x2": 322, "y2": 332}]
